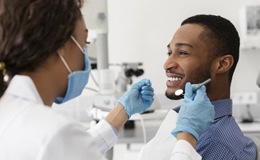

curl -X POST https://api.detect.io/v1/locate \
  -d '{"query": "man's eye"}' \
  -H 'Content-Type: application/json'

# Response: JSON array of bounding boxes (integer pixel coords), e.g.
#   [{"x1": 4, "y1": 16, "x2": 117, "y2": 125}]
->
[
  {"x1": 167, "y1": 51, "x2": 172, "y2": 56},
  {"x1": 179, "y1": 51, "x2": 188, "y2": 55}
]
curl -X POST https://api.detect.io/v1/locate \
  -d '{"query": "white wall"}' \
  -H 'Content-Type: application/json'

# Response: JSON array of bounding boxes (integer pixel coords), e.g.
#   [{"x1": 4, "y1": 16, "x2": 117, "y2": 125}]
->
[{"x1": 107, "y1": 0, "x2": 260, "y2": 94}]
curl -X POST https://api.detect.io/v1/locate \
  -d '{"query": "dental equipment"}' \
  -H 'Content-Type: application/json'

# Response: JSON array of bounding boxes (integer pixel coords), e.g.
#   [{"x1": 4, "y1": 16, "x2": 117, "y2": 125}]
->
[{"x1": 175, "y1": 78, "x2": 212, "y2": 96}]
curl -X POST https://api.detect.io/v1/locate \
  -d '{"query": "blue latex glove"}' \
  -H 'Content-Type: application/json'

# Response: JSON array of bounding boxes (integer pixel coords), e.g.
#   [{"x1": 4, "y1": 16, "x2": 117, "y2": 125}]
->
[
  {"x1": 115, "y1": 79, "x2": 154, "y2": 118},
  {"x1": 172, "y1": 82, "x2": 215, "y2": 140}
]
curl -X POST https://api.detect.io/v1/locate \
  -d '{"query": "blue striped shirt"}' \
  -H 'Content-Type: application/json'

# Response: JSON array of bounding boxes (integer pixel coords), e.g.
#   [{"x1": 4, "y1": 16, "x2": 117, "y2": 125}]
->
[{"x1": 174, "y1": 99, "x2": 256, "y2": 160}]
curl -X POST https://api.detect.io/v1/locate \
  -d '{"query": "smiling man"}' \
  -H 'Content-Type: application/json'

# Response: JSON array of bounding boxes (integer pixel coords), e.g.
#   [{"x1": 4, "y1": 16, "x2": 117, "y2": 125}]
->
[{"x1": 138, "y1": 14, "x2": 257, "y2": 160}]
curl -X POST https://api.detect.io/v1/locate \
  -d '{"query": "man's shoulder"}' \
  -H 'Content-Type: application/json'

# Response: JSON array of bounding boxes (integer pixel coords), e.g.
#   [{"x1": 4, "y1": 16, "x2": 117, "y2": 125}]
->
[
  {"x1": 200, "y1": 115, "x2": 246, "y2": 144},
  {"x1": 196, "y1": 115, "x2": 256, "y2": 159}
]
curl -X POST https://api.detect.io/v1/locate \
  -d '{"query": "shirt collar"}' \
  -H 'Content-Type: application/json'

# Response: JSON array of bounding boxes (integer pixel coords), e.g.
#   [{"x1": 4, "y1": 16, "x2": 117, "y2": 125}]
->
[
  {"x1": 211, "y1": 99, "x2": 232, "y2": 119},
  {"x1": 5, "y1": 75, "x2": 44, "y2": 104},
  {"x1": 173, "y1": 99, "x2": 232, "y2": 120}
]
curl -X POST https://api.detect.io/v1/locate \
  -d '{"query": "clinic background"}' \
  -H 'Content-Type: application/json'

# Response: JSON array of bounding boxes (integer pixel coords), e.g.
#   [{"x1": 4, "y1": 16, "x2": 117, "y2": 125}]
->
[
  {"x1": 54, "y1": 0, "x2": 260, "y2": 123},
  {"x1": 106, "y1": 0, "x2": 260, "y2": 93}
]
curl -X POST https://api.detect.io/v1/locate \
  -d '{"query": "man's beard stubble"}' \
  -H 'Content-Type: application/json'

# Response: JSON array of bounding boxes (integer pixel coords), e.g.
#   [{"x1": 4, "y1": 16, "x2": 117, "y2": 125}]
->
[{"x1": 165, "y1": 63, "x2": 211, "y2": 100}]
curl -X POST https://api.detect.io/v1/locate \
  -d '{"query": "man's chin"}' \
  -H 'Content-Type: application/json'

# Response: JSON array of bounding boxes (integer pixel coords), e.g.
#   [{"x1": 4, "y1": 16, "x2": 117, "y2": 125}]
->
[{"x1": 165, "y1": 92, "x2": 184, "y2": 100}]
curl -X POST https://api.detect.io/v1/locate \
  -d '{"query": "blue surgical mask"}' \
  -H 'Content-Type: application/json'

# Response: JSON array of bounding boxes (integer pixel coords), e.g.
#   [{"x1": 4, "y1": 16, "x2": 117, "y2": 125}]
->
[{"x1": 54, "y1": 36, "x2": 91, "y2": 104}]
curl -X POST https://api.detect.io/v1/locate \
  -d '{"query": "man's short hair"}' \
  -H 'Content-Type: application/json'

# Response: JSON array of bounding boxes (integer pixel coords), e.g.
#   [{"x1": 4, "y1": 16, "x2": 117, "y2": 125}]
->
[{"x1": 181, "y1": 14, "x2": 240, "y2": 84}]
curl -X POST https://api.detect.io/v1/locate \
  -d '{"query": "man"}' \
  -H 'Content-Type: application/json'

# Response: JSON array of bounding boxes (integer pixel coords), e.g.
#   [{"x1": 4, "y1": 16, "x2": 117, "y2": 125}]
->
[{"x1": 138, "y1": 14, "x2": 257, "y2": 159}]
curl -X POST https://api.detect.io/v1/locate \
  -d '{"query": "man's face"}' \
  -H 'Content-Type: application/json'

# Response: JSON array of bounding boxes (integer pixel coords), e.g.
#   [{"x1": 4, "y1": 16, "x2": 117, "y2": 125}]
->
[{"x1": 163, "y1": 24, "x2": 212, "y2": 100}]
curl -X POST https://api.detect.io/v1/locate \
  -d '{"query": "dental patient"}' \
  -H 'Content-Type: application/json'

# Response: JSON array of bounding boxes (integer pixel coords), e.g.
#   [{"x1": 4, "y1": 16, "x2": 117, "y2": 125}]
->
[{"x1": 138, "y1": 14, "x2": 257, "y2": 160}]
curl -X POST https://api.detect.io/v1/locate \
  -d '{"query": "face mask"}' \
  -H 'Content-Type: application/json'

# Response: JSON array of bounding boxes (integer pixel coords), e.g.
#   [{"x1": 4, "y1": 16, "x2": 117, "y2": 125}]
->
[{"x1": 54, "y1": 36, "x2": 91, "y2": 104}]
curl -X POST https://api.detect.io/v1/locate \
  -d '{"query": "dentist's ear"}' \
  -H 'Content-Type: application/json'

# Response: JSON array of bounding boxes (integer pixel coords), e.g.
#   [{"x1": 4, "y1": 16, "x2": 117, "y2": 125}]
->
[
  {"x1": 56, "y1": 43, "x2": 73, "y2": 73},
  {"x1": 56, "y1": 45, "x2": 66, "y2": 57},
  {"x1": 213, "y1": 55, "x2": 234, "y2": 74}
]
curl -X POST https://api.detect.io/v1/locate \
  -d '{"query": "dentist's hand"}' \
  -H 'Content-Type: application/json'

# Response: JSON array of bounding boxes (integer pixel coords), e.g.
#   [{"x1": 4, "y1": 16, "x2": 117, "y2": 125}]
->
[
  {"x1": 172, "y1": 82, "x2": 215, "y2": 140},
  {"x1": 115, "y1": 79, "x2": 154, "y2": 118}
]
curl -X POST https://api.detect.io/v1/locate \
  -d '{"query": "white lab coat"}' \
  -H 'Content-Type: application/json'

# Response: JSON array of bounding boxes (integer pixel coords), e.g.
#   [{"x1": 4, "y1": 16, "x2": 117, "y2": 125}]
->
[
  {"x1": 138, "y1": 110, "x2": 201, "y2": 160},
  {"x1": 0, "y1": 75, "x2": 117, "y2": 160}
]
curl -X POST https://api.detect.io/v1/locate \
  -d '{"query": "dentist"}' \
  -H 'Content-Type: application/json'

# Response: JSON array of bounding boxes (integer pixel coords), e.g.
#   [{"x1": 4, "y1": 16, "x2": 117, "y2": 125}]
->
[{"x1": 0, "y1": 0, "x2": 153, "y2": 159}]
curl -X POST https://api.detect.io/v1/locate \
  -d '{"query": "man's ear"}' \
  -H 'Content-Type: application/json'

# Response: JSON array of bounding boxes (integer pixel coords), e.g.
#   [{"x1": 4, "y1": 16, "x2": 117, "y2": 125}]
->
[{"x1": 213, "y1": 55, "x2": 234, "y2": 74}]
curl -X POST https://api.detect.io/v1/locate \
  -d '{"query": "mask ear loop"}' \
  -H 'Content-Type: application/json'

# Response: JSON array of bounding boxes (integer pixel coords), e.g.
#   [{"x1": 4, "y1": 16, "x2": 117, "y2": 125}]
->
[
  {"x1": 70, "y1": 36, "x2": 84, "y2": 53},
  {"x1": 58, "y1": 54, "x2": 72, "y2": 73},
  {"x1": 59, "y1": 36, "x2": 85, "y2": 73}
]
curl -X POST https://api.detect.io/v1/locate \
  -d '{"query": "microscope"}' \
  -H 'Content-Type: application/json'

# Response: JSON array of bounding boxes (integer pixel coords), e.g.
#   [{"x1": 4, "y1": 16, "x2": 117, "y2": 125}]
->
[{"x1": 115, "y1": 62, "x2": 144, "y2": 95}]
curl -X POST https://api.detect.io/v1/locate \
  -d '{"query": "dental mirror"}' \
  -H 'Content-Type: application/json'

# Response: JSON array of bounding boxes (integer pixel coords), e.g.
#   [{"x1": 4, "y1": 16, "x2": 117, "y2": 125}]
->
[{"x1": 175, "y1": 89, "x2": 184, "y2": 96}]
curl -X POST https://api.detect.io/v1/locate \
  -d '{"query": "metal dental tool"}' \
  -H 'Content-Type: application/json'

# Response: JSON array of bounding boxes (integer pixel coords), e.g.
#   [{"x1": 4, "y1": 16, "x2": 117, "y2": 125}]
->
[{"x1": 175, "y1": 78, "x2": 212, "y2": 96}]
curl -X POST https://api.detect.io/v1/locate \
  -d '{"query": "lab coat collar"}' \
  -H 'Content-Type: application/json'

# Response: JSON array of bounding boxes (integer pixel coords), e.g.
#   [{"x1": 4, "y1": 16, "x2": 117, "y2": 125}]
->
[
  {"x1": 173, "y1": 99, "x2": 232, "y2": 120},
  {"x1": 5, "y1": 75, "x2": 44, "y2": 105}
]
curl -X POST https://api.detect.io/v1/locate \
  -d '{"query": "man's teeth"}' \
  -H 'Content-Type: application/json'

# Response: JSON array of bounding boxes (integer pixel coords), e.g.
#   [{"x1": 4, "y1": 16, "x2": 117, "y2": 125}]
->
[{"x1": 167, "y1": 77, "x2": 182, "y2": 81}]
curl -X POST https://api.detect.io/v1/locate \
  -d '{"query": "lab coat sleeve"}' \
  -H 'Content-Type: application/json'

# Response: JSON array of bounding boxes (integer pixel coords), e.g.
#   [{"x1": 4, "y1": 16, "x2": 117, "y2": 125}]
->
[
  {"x1": 87, "y1": 119, "x2": 119, "y2": 155},
  {"x1": 170, "y1": 140, "x2": 201, "y2": 160}
]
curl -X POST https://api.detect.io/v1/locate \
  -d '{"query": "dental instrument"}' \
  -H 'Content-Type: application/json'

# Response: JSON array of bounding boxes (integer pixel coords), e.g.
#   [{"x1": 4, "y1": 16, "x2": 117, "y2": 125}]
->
[{"x1": 175, "y1": 78, "x2": 212, "y2": 96}]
